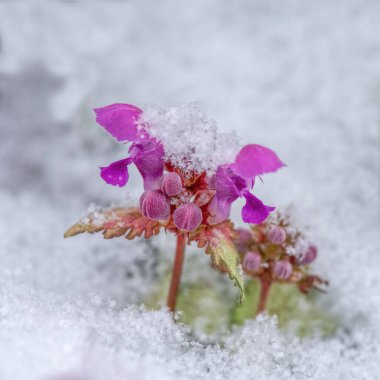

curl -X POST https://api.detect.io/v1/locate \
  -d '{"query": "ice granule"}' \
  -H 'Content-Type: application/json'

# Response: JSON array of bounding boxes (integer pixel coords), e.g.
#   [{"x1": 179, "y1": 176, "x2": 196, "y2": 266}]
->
[
  {"x1": 81, "y1": 203, "x2": 106, "y2": 226},
  {"x1": 140, "y1": 103, "x2": 240, "y2": 175}
]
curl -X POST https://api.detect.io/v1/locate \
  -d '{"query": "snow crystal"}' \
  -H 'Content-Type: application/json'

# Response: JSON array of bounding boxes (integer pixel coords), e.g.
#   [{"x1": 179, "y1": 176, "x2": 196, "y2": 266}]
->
[{"x1": 140, "y1": 103, "x2": 240, "y2": 174}]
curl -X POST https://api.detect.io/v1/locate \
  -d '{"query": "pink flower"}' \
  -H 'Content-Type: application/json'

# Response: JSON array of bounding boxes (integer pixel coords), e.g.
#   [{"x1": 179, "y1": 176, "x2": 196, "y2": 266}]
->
[
  {"x1": 95, "y1": 103, "x2": 284, "y2": 231},
  {"x1": 96, "y1": 104, "x2": 164, "y2": 190},
  {"x1": 208, "y1": 144, "x2": 284, "y2": 225}
]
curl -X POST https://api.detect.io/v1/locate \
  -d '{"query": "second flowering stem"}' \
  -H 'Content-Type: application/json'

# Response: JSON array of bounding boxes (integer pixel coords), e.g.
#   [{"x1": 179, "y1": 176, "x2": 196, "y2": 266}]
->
[
  {"x1": 167, "y1": 233, "x2": 187, "y2": 312},
  {"x1": 256, "y1": 276, "x2": 272, "y2": 315}
]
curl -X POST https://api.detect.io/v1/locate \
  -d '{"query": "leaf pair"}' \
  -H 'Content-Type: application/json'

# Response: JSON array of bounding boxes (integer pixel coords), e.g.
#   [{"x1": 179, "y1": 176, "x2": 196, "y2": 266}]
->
[{"x1": 65, "y1": 207, "x2": 244, "y2": 301}]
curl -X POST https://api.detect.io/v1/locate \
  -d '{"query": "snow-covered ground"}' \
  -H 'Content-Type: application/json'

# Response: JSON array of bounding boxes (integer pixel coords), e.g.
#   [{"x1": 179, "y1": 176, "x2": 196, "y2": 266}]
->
[{"x1": 0, "y1": 1, "x2": 379, "y2": 379}]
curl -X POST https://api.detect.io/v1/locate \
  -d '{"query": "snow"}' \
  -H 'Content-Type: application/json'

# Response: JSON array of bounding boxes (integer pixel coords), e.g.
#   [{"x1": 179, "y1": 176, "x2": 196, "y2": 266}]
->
[
  {"x1": 0, "y1": 0, "x2": 379, "y2": 379},
  {"x1": 141, "y1": 103, "x2": 240, "y2": 174}
]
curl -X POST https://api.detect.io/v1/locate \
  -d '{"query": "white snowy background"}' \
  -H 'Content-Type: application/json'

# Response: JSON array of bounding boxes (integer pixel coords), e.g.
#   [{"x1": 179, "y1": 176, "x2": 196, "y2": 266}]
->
[{"x1": 0, "y1": 1, "x2": 379, "y2": 379}]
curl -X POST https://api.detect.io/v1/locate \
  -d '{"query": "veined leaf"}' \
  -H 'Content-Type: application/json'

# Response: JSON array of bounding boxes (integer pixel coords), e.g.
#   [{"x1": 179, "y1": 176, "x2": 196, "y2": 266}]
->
[
  {"x1": 189, "y1": 222, "x2": 245, "y2": 302},
  {"x1": 64, "y1": 207, "x2": 162, "y2": 240}
]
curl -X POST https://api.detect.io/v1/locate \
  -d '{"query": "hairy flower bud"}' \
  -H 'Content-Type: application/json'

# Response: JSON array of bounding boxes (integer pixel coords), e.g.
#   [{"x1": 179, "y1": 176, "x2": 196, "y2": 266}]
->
[
  {"x1": 267, "y1": 226, "x2": 286, "y2": 245},
  {"x1": 298, "y1": 245, "x2": 317, "y2": 265},
  {"x1": 235, "y1": 228, "x2": 252, "y2": 253},
  {"x1": 159, "y1": 172, "x2": 183, "y2": 196},
  {"x1": 273, "y1": 260, "x2": 293, "y2": 279},
  {"x1": 173, "y1": 202, "x2": 202, "y2": 231},
  {"x1": 140, "y1": 190, "x2": 170, "y2": 220},
  {"x1": 243, "y1": 251, "x2": 262, "y2": 272}
]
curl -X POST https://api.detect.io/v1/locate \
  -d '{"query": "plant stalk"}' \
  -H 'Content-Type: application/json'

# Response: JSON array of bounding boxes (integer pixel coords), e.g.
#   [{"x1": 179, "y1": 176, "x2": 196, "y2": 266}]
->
[
  {"x1": 256, "y1": 276, "x2": 272, "y2": 315},
  {"x1": 167, "y1": 233, "x2": 186, "y2": 312}
]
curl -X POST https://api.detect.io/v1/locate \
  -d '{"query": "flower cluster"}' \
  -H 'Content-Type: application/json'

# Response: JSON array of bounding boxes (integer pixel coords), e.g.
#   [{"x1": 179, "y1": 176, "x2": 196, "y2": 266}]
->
[
  {"x1": 235, "y1": 212, "x2": 327, "y2": 295},
  {"x1": 96, "y1": 103, "x2": 285, "y2": 232},
  {"x1": 65, "y1": 102, "x2": 287, "y2": 311}
]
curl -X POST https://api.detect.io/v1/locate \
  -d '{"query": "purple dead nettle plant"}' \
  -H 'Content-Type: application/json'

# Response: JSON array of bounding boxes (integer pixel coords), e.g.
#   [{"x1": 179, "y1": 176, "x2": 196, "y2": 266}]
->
[
  {"x1": 234, "y1": 212, "x2": 328, "y2": 315},
  {"x1": 65, "y1": 103, "x2": 284, "y2": 312}
]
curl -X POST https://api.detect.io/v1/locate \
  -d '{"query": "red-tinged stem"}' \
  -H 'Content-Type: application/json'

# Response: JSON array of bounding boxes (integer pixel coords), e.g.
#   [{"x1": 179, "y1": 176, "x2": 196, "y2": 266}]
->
[
  {"x1": 167, "y1": 233, "x2": 187, "y2": 312},
  {"x1": 256, "y1": 276, "x2": 272, "y2": 315}
]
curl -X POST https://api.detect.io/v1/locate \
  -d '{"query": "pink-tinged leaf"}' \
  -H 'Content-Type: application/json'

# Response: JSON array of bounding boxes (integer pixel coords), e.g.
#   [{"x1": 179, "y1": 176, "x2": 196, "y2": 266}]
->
[
  {"x1": 241, "y1": 191, "x2": 275, "y2": 224},
  {"x1": 231, "y1": 144, "x2": 285, "y2": 180},
  {"x1": 188, "y1": 221, "x2": 245, "y2": 301},
  {"x1": 100, "y1": 158, "x2": 133, "y2": 187},
  {"x1": 64, "y1": 207, "x2": 162, "y2": 240},
  {"x1": 94, "y1": 103, "x2": 143, "y2": 142}
]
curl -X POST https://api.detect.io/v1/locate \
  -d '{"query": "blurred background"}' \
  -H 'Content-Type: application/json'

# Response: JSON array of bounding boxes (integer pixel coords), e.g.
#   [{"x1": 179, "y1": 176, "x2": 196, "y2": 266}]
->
[{"x1": 0, "y1": 1, "x2": 379, "y2": 379}]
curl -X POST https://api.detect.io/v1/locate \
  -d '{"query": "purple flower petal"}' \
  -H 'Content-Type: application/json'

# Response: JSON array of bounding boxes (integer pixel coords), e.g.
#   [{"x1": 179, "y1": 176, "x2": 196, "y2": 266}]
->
[
  {"x1": 241, "y1": 191, "x2": 275, "y2": 224},
  {"x1": 130, "y1": 141, "x2": 164, "y2": 190},
  {"x1": 208, "y1": 166, "x2": 247, "y2": 224},
  {"x1": 207, "y1": 196, "x2": 233, "y2": 224},
  {"x1": 100, "y1": 158, "x2": 133, "y2": 187},
  {"x1": 94, "y1": 103, "x2": 143, "y2": 142},
  {"x1": 215, "y1": 166, "x2": 246, "y2": 201},
  {"x1": 231, "y1": 144, "x2": 285, "y2": 180}
]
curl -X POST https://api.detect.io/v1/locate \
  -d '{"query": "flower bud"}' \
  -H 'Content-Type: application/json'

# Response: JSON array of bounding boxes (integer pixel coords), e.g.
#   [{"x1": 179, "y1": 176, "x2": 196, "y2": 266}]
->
[
  {"x1": 159, "y1": 172, "x2": 183, "y2": 196},
  {"x1": 298, "y1": 245, "x2": 317, "y2": 265},
  {"x1": 243, "y1": 251, "x2": 261, "y2": 272},
  {"x1": 267, "y1": 226, "x2": 286, "y2": 245},
  {"x1": 235, "y1": 228, "x2": 252, "y2": 253},
  {"x1": 273, "y1": 260, "x2": 293, "y2": 279},
  {"x1": 173, "y1": 202, "x2": 202, "y2": 231},
  {"x1": 139, "y1": 190, "x2": 170, "y2": 220}
]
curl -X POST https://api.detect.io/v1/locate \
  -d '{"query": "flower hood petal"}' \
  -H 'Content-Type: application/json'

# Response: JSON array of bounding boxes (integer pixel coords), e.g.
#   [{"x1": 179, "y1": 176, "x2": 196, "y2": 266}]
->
[
  {"x1": 94, "y1": 103, "x2": 144, "y2": 142},
  {"x1": 231, "y1": 144, "x2": 285, "y2": 180}
]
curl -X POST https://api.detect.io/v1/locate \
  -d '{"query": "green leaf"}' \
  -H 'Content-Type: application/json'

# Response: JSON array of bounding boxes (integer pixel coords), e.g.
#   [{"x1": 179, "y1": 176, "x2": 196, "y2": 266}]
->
[
  {"x1": 231, "y1": 279, "x2": 338, "y2": 337},
  {"x1": 207, "y1": 236, "x2": 245, "y2": 303},
  {"x1": 144, "y1": 269, "x2": 232, "y2": 338},
  {"x1": 188, "y1": 222, "x2": 245, "y2": 302}
]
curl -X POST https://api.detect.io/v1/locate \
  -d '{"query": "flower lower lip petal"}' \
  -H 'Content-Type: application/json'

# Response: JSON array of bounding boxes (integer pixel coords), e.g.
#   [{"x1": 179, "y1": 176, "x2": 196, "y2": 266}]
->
[{"x1": 100, "y1": 157, "x2": 133, "y2": 187}]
